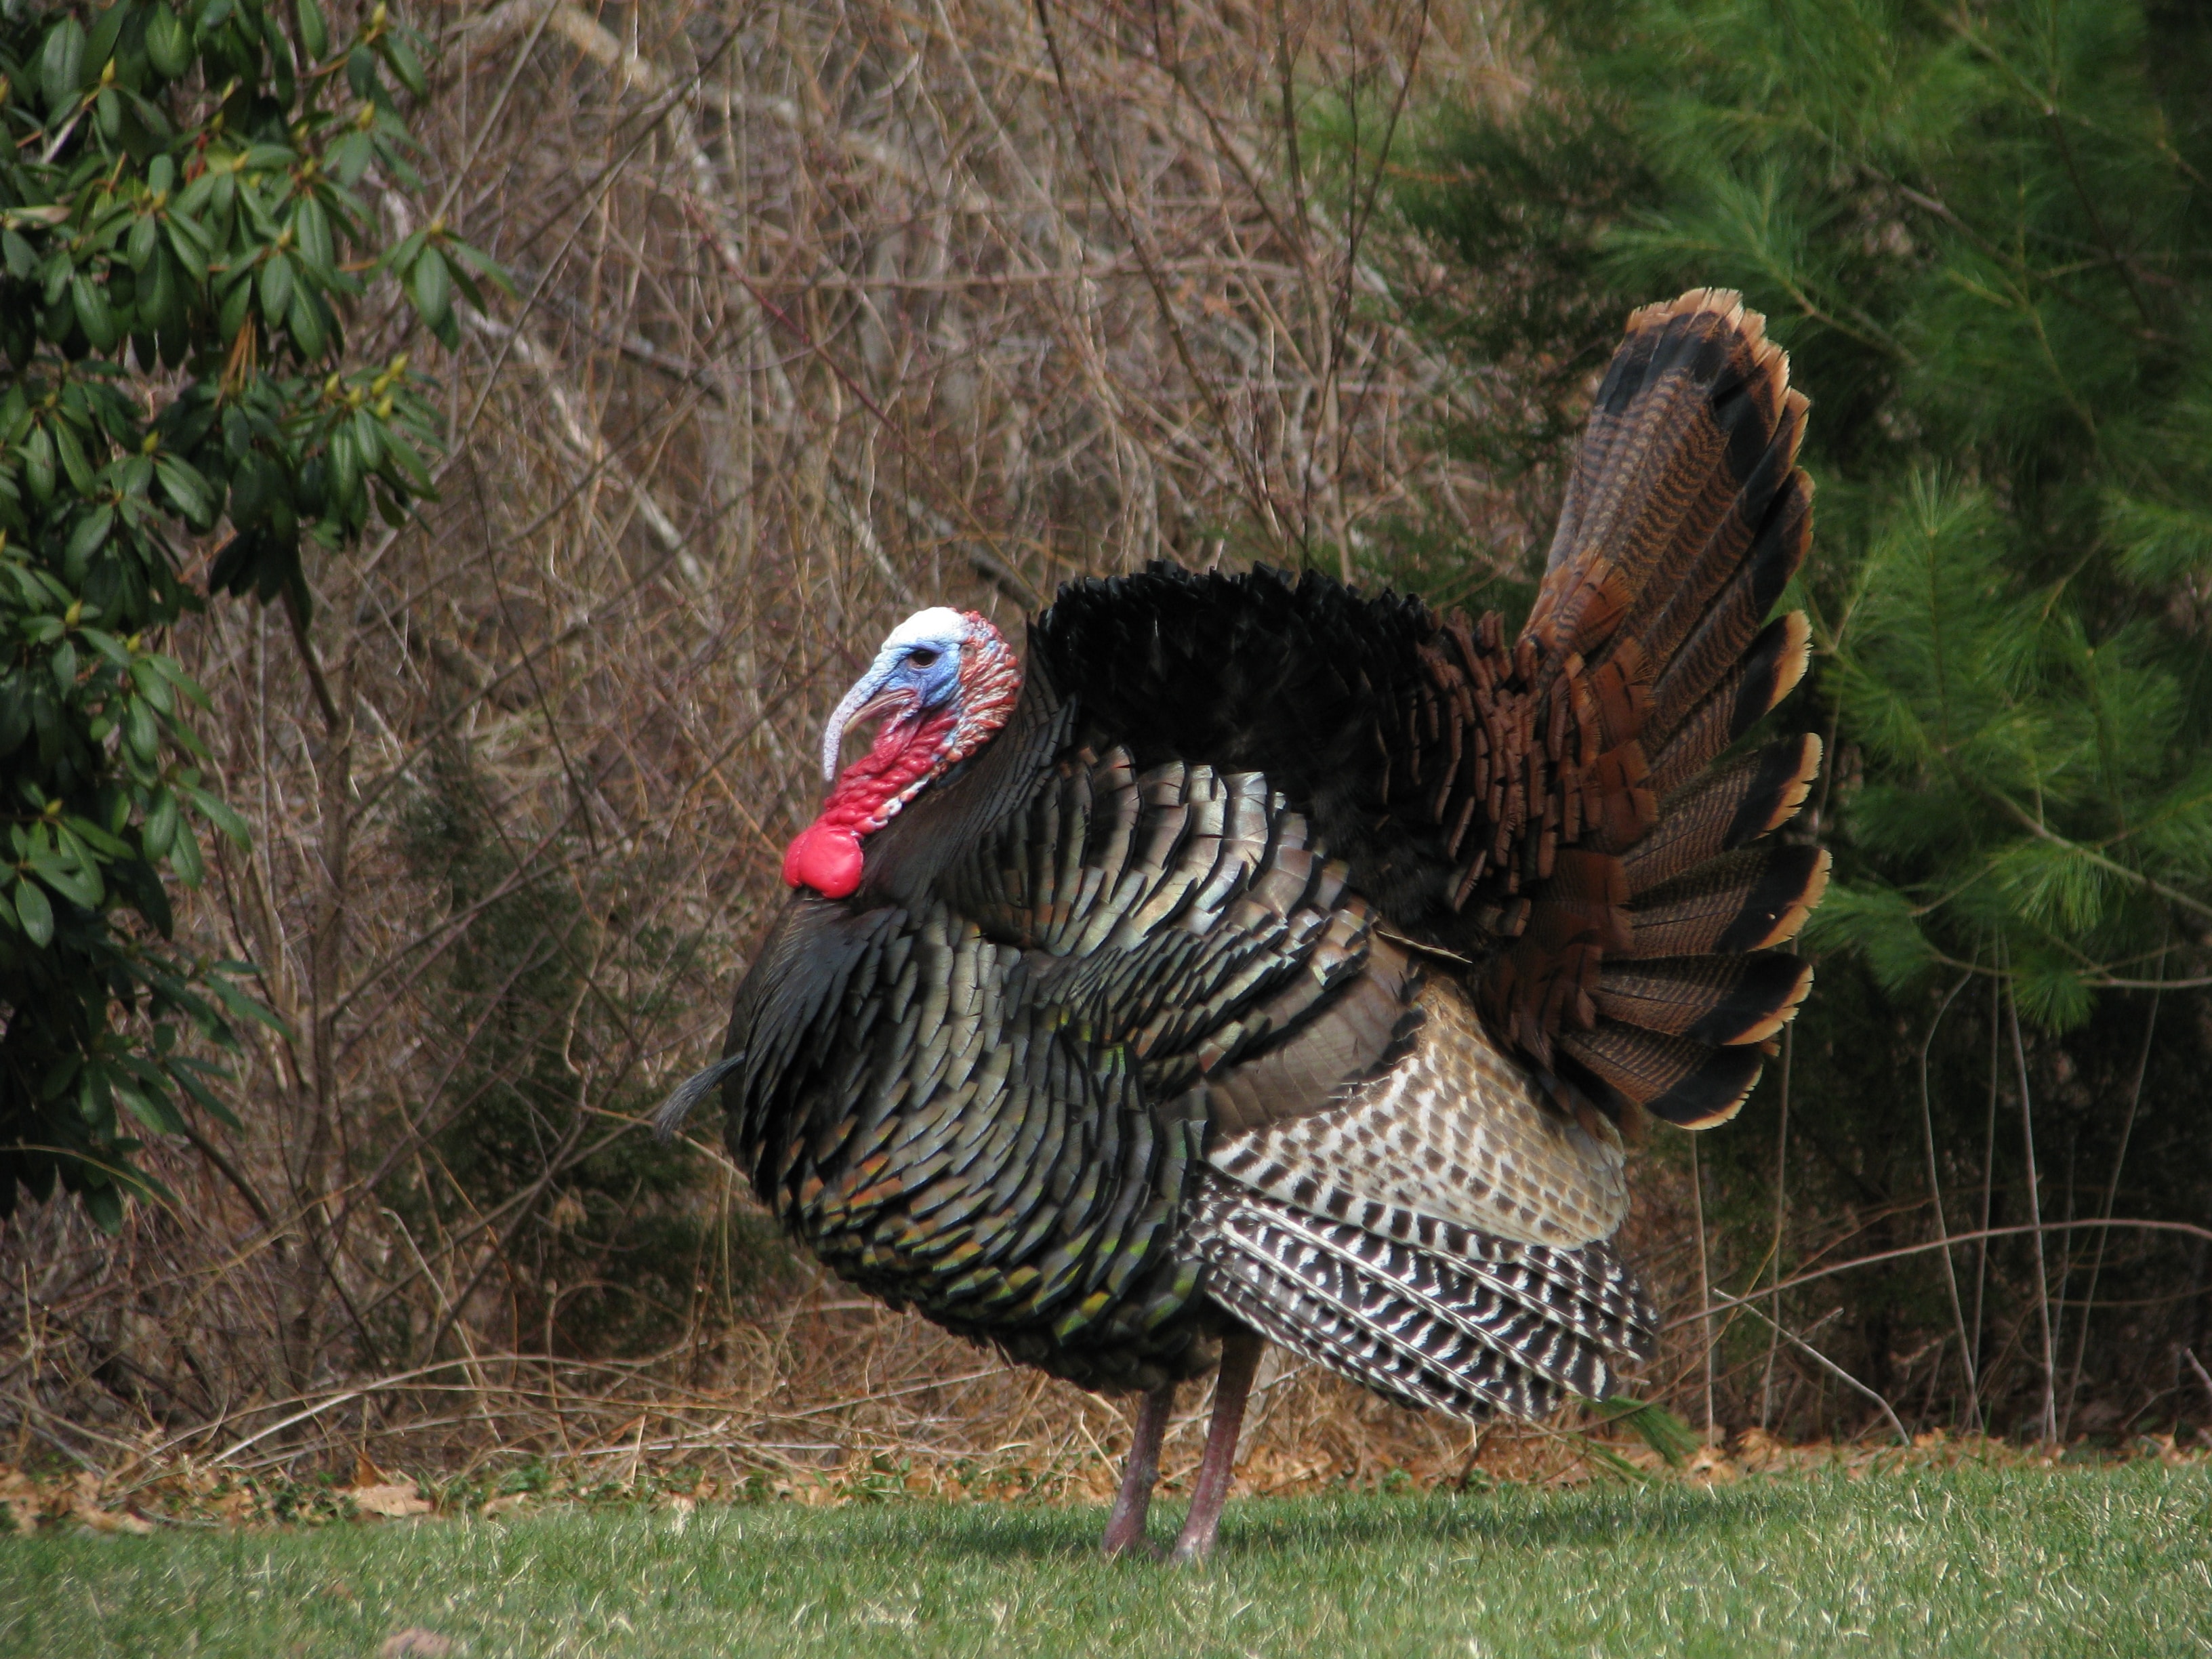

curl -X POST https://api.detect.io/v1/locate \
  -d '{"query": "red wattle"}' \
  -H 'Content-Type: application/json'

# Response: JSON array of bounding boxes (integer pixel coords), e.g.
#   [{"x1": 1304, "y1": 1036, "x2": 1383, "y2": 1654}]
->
[
  {"x1": 781, "y1": 701, "x2": 970, "y2": 901},
  {"x1": 783, "y1": 821, "x2": 865, "y2": 899}
]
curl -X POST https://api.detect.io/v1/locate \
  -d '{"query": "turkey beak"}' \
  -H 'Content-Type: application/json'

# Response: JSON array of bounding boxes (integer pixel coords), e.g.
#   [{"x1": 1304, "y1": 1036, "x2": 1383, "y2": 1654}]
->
[{"x1": 819, "y1": 670, "x2": 914, "y2": 782}]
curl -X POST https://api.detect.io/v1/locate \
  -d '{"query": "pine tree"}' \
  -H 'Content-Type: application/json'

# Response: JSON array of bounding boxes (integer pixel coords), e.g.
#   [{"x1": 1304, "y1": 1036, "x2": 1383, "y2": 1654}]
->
[{"x1": 1390, "y1": 0, "x2": 2212, "y2": 1435}]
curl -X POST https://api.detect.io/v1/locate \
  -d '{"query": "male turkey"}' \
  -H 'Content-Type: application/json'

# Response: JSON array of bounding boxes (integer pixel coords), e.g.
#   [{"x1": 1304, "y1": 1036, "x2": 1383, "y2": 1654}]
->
[{"x1": 657, "y1": 290, "x2": 1826, "y2": 1560}]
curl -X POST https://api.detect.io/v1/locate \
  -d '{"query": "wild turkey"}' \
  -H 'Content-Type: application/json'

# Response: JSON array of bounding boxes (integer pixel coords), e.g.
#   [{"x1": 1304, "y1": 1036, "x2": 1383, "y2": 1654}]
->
[{"x1": 656, "y1": 290, "x2": 1826, "y2": 1560}]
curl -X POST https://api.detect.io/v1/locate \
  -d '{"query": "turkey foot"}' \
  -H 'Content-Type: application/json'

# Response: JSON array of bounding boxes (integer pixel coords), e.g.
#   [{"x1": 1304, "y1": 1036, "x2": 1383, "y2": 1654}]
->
[
  {"x1": 1169, "y1": 1328, "x2": 1263, "y2": 1564},
  {"x1": 1100, "y1": 1382, "x2": 1175, "y2": 1558}
]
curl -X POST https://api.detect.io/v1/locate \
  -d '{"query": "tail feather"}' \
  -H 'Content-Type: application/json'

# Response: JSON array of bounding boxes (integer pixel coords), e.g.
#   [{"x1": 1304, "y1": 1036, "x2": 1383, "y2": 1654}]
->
[
  {"x1": 1559, "y1": 1022, "x2": 1766, "y2": 1128},
  {"x1": 1594, "y1": 952, "x2": 1812, "y2": 1046},
  {"x1": 1626, "y1": 735, "x2": 1824, "y2": 894},
  {"x1": 1616, "y1": 394, "x2": 1809, "y2": 682},
  {"x1": 1530, "y1": 291, "x2": 1795, "y2": 660},
  {"x1": 1629, "y1": 845, "x2": 1832, "y2": 958},
  {"x1": 1649, "y1": 608, "x2": 1812, "y2": 775}
]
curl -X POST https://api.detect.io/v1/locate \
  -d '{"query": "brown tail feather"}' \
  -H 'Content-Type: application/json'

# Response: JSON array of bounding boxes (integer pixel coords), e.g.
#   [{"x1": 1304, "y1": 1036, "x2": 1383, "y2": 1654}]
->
[
  {"x1": 1558, "y1": 1021, "x2": 1767, "y2": 1128},
  {"x1": 1529, "y1": 291, "x2": 1793, "y2": 660},
  {"x1": 1613, "y1": 394, "x2": 1809, "y2": 682},
  {"x1": 1594, "y1": 952, "x2": 1812, "y2": 1046},
  {"x1": 1626, "y1": 735, "x2": 1824, "y2": 893},
  {"x1": 1649, "y1": 602, "x2": 1811, "y2": 766},
  {"x1": 1629, "y1": 846, "x2": 1831, "y2": 958}
]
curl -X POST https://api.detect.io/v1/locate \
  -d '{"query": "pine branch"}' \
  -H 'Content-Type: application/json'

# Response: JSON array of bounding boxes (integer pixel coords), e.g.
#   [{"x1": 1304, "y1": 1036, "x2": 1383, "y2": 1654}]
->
[{"x1": 1989, "y1": 793, "x2": 2212, "y2": 924}]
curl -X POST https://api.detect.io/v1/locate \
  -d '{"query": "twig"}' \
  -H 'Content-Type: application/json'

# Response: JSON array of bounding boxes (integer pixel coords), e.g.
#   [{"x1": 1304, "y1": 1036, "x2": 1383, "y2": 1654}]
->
[
  {"x1": 1691, "y1": 1136, "x2": 1716, "y2": 1445},
  {"x1": 1919, "y1": 973, "x2": 1979, "y2": 1431},
  {"x1": 2185, "y1": 1349, "x2": 2212, "y2": 1412},
  {"x1": 1969, "y1": 971, "x2": 2001, "y2": 1427},
  {"x1": 679, "y1": 198, "x2": 1037, "y2": 609},
  {"x1": 2061, "y1": 962, "x2": 2163, "y2": 1439},
  {"x1": 1662, "y1": 1218, "x2": 2212, "y2": 1333},
  {"x1": 1759, "y1": 1021, "x2": 1793, "y2": 1431},
  {"x1": 1704, "y1": 1288, "x2": 1911, "y2": 1447},
  {"x1": 1991, "y1": 794, "x2": 2212, "y2": 924},
  {"x1": 2006, "y1": 983, "x2": 2060, "y2": 1446},
  {"x1": 1035, "y1": 0, "x2": 1285, "y2": 545}
]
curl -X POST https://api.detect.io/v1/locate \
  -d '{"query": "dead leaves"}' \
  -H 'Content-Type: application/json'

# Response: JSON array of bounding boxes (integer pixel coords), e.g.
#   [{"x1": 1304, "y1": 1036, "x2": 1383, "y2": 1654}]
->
[
  {"x1": 0, "y1": 1469, "x2": 155, "y2": 1534},
  {"x1": 0, "y1": 1467, "x2": 41, "y2": 1535},
  {"x1": 348, "y1": 1483, "x2": 434, "y2": 1518},
  {"x1": 0, "y1": 1453, "x2": 446, "y2": 1532},
  {"x1": 70, "y1": 1502, "x2": 155, "y2": 1535},
  {"x1": 345, "y1": 1454, "x2": 433, "y2": 1519}
]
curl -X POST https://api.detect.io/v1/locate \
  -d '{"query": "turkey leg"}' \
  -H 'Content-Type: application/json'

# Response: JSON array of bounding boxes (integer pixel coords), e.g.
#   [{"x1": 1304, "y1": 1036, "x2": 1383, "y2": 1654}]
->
[
  {"x1": 1168, "y1": 1328, "x2": 1264, "y2": 1563},
  {"x1": 1100, "y1": 1381, "x2": 1176, "y2": 1557}
]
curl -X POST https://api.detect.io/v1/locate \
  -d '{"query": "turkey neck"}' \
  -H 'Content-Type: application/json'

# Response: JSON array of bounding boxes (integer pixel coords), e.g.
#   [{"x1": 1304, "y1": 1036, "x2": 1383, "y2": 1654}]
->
[
  {"x1": 812, "y1": 703, "x2": 964, "y2": 842},
  {"x1": 851, "y1": 671, "x2": 1075, "y2": 910}
]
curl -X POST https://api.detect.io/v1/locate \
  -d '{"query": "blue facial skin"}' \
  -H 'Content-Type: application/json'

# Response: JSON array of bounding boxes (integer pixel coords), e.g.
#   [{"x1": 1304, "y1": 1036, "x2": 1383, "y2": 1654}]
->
[
  {"x1": 874, "y1": 638, "x2": 962, "y2": 716},
  {"x1": 820, "y1": 615, "x2": 972, "y2": 783}
]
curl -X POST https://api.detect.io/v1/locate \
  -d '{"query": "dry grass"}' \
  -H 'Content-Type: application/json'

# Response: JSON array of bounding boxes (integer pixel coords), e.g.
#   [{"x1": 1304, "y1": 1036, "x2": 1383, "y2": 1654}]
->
[{"x1": 9, "y1": 1401, "x2": 2205, "y2": 1538}]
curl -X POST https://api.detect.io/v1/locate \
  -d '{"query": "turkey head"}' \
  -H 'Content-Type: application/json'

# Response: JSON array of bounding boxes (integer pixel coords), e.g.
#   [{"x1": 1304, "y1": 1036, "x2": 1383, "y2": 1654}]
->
[{"x1": 781, "y1": 607, "x2": 1021, "y2": 899}]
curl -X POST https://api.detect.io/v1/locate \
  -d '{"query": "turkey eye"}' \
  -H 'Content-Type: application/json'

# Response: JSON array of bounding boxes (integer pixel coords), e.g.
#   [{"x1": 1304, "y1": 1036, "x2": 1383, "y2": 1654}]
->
[{"x1": 907, "y1": 648, "x2": 941, "y2": 668}]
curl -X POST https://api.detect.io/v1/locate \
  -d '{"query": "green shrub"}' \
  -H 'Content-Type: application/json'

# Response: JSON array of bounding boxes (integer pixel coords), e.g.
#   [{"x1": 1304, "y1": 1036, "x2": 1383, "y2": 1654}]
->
[{"x1": 0, "y1": 0, "x2": 495, "y2": 1224}]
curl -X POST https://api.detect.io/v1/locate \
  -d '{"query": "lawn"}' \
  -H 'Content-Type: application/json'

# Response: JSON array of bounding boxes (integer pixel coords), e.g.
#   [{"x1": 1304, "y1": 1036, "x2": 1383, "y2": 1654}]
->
[{"x1": 4, "y1": 1462, "x2": 2209, "y2": 1658}]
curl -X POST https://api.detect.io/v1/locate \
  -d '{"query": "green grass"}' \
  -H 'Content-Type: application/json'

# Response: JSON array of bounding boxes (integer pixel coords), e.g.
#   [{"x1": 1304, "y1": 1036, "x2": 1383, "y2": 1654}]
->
[{"x1": 5, "y1": 1465, "x2": 2209, "y2": 1658}]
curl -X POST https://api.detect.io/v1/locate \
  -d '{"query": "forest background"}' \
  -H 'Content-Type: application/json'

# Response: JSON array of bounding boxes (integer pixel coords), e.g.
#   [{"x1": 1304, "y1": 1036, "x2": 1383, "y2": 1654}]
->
[{"x1": 3, "y1": 0, "x2": 2209, "y2": 1502}]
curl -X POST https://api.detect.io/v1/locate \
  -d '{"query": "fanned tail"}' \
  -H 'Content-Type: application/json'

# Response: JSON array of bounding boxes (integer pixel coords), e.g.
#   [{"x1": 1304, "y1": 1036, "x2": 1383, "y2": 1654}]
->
[{"x1": 1488, "y1": 289, "x2": 1827, "y2": 1130}]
